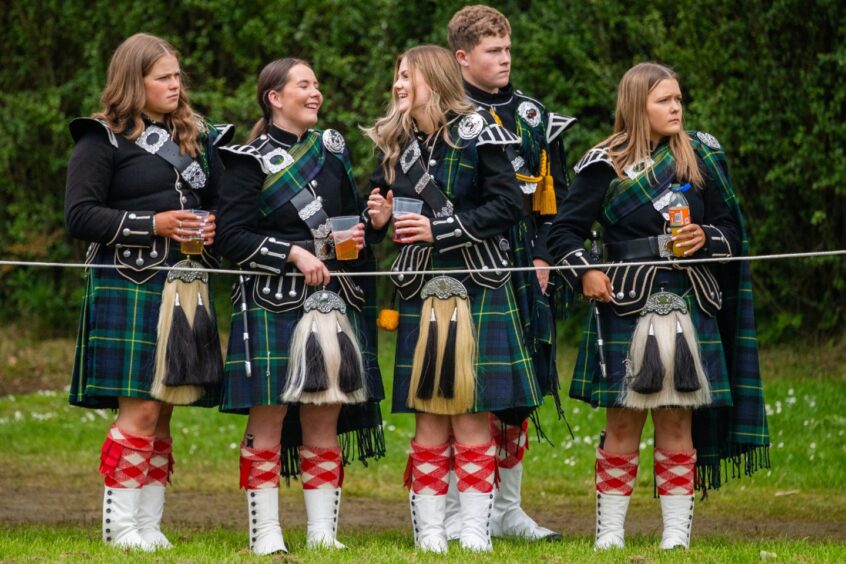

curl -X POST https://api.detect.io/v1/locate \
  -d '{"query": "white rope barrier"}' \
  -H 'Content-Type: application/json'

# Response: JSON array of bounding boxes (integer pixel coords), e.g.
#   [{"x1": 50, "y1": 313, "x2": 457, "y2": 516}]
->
[{"x1": 0, "y1": 249, "x2": 844, "y2": 278}]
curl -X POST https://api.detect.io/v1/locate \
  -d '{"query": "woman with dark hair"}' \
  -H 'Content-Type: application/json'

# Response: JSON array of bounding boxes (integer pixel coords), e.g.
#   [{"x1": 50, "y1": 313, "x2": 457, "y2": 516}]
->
[
  {"x1": 216, "y1": 58, "x2": 384, "y2": 555},
  {"x1": 547, "y1": 62, "x2": 769, "y2": 550},
  {"x1": 363, "y1": 44, "x2": 540, "y2": 554},
  {"x1": 65, "y1": 32, "x2": 232, "y2": 551}
]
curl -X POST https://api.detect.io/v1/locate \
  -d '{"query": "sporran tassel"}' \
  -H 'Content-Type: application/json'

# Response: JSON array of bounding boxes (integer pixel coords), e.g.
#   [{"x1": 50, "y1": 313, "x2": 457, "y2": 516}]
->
[
  {"x1": 303, "y1": 320, "x2": 329, "y2": 393},
  {"x1": 163, "y1": 292, "x2": 194, "y2": 386},
  {"x1": 188, "y1": 292, "x2": 223, "y2": 385},
  {"x1": 414, "y1": 307, "x2": 438, "y2": 400},
  {"x1": 673, "y1": 316, "x2": 701, "y2": 392},
  {"x1": 630, "y1": 321, "x2": 665, "y2": 394},
  {"x1": 437, "y1": 308, "x2": 458, "y2": 399},
  {"x1": 337, "y1": 322, "x2": 364, "y2": 393}
]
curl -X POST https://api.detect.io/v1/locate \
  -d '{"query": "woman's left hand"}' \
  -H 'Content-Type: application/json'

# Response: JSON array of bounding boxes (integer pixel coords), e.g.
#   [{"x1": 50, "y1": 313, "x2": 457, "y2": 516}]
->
[
  {"x1": 352, "y1": 222, "x2": 366, "y2": 250},
  {"x1": 393, "y1": 213, "x2": 433, "y2": 244},
  {"x1": 673, "y1": 223, "x2": 705, "y2": 256},
  {"x1": 202, "y1": 213, "x2": 216, "y2": 246}
]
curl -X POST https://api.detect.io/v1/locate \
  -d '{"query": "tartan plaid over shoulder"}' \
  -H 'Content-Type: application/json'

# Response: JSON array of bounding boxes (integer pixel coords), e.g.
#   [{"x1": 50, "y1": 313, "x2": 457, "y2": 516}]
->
[{"x1": 688, "y1": 131, "x2": 771, "y2": 490}]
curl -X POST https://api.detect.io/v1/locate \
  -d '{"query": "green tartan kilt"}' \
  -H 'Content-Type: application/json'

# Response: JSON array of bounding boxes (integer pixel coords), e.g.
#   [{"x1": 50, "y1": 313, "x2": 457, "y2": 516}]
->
[
  {"x1": 392, "y1": 251, "x2": 542, "y2": 414},
  {"x1": 221, "y1": 273, "x2": 386, "y2": 477},
  {"x1": 569, "y1": 268, "x2": 733, "y2": 409},
  {"x1": 69, "y1": 252, "x2": 220, "y2": 410}
]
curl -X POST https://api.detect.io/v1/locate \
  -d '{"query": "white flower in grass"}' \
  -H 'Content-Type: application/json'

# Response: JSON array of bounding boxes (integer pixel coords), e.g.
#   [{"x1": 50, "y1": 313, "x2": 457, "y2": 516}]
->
[
  {"x1": 765, "y1": 404, "x2": 773, "y2": 416},
  {"x1": 809, "y1": 442, "x2": 816, "y2": 450},
  {"x1": 646, "y1": 438, "x2": 654, "y2": 446},
  {"x1": 787, "y1": 388, "x2": 794, "y2": 396},
  {"x1": 95, "y1": 410, "x2": 108, "y2": 419},
  {"x1": 181, "y1": 427, "x2": 190, "y2": 434},
  {"x1": 573, "y1": 425, "x2": 580, "y2": 432},
  {"x1": 0, "y1": 418, "x2": 8, "y2": 425},
  {"x1": 30, "y1": 412, "x2": 56, "y2": 421},
  {"x1": 84, "y1": 412, "x2": 95, "y2": 422},
  {"x1": 387, "y1": 425, "x2": 396, "y2": 432},
  {"x1": 189, "y1": 444, "x2": 198, "y2": 454},
  {"x1": 777, "y1": 442, "x2": 784, "y2": 448},
  {"x1": 582, "y1": 436, "x2": 592, "y2": 445},
  {"x1": 775, "y1": 401, "x2": 782, "y2": 414},
  {"x1": 639, "y1": 442, "x2": 646, "y2": 450},
  {"x1": 785, "y1": 396, "x2": 797, "y2": 406},
  {"x1": 228, "y1": 443, "x2": 238, "y2": 450},
  {"x1": 14, "y1": 411, "x2": 23, "y2": 421},
  {"x1": 572, "y1": 407, "x2": 581, "y2": 414}
]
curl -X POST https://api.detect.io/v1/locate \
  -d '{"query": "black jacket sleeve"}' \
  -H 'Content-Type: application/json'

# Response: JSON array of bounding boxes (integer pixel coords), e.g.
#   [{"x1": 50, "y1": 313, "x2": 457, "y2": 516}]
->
[
  {"x1": 430, "y1": 144, "x2": 523, "y2": 252},
  {"x1": 547, "y1": 163, "x2": 617, "y2": 290},
  {"x1": 65, "y1": 131, "x2": 156, "y2": 247},
  {"x1": 215, "y1": 153, "x2": 292, "y2": 274}
]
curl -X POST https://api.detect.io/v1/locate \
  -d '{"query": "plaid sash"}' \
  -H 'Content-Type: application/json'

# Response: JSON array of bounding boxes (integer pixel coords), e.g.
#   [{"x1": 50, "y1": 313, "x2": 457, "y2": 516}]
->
[
  {"x1": 688, "y1": 134, "x2": 770, "y2": 490},
  {"x1": 600, "y1": 142, "x2": 676, "y2": 226},
  {"x1": 430, "y1": 122, "x2": 479, "y2": 201},
  {"x1": 259, "y1": 130, "x2": 324, "y2": 217}
]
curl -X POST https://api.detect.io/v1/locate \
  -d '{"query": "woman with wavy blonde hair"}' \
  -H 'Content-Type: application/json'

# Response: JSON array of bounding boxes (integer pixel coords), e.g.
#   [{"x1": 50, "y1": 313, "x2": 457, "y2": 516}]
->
[
  {"x1": 65, "y1": 32, "x2": 232, "y2": 551},
  {"x1": 548, "y1": 62, "x2": 769, "y2": 551},
  {"x1": 365, "y1": 44, "x2": 541, "y2": 554}
]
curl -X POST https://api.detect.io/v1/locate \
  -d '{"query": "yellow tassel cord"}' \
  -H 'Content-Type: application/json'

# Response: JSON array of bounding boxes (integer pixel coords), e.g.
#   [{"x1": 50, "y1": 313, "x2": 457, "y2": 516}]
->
[
  {"x1": 532, "y1": 149, "x2": 557, "y2": 215},
  {"x1": 407, "y1": 296, "x2": 476, "y2": 415},
  {"x1": 377, "y1": 308, "x2": 400, "y2": 331},
  {"x1": 488, "y1": 107, "x2": 503, "y2": 127}
]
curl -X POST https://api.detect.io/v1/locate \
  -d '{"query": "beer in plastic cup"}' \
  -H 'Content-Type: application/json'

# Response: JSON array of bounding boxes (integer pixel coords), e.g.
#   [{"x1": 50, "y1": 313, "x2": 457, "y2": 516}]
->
[
  {"x1": 330, "y1": 215, "x2": 360, "y2": 261},
  {"x1": 392, "y1": 197, "x2": 424, "y2": 243},
  {"x1": 180, "y1": 209, "x2": 209, "y2": 255}
]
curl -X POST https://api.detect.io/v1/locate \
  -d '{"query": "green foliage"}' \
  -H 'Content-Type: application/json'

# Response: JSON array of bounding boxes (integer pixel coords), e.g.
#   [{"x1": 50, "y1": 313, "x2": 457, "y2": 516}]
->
[{"x1": 0, "y1": 0, "x2": 843, "y2": 338}]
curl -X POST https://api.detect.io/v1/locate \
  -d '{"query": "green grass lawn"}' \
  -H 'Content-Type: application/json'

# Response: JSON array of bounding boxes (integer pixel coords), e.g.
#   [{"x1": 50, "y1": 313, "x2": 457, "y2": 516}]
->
[{"x1": 1, "y1": 327, "x2": 845, "y2": 561}]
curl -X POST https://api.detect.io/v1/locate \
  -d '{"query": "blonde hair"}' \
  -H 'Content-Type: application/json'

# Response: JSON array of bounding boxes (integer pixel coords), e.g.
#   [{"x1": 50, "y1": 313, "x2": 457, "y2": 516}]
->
[
  {"x1": 600, "y1": 62, "x2": 703, "y2": 187},
  {"x1": 447, "y1": 4, "x2": 511, "y2": 53},
  {"x1": 94, "y1": 33, "x2": 201, "y2": 157},
  {"x1": 248, "y1": 58, "x2": 312, "y2": 142},
  {"x1": 362, "y1": 45, "x2": 475, "y2": 184}
]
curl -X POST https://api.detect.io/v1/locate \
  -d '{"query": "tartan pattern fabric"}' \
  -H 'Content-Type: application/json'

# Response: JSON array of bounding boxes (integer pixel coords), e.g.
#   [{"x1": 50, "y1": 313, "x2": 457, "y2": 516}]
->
[
  {"x1": 655, "y1": 448, "x2": 696, "y2": 496},
  {"x1": 600, "y1": 141, "x2": 676, "y2": 227},
  {"x1": 69, "y1": 245, "x2": 219, "y2": 410},
  {"x1": 391, "y1": 252, "x2": 541, "y2": 414},
  {"x1": 432, "y1": 134, "x2": 477, "y2": 201},
  {"x1": 513, "y1": 109, "x2": 547, "y2": 176},
  {"x1": 145, "y1": 437, "x2": 174, "y2": 486},
  {"x1": 454, "y1": 441, "x2": 497, "y2": 493},
  {"x1": 570, "y1": 269, "x2": 733, "y2": 409},
  {"x1": 100, "y1": 425, "x2": 154, "y2": 489},
  {"x1": 240, "y1": 443, "x2": 281, "y2": 490},
  {"x1": 258, "y1": 130, "x2": 324, "y2": 216},
  {"x1": 222, "y1": 285, "x2": 383, "y2": 412},
  {"x1": 688, "y1": 134, "x2": 770, "y2": 490},
  {"x1": 490, "y1": 415, "x2": 528, "y2": 469},
  {"x1": 299, "y1": 445, "x2": 343, "y2": 490},
  {"x1": 405, "y1": 441, "x2": 451, "y2": 495},
  {"x1": 595, "y1": 447, "x2": 639, "y2": 496}
]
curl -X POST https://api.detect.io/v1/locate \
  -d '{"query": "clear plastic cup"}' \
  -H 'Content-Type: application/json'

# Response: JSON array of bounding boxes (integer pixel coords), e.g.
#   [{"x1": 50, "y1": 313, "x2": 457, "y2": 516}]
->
[
  {"x1": 180, "y1": 209, "x2": 210, "y2": 255},
  {"x1": 392, "y1": 197, "x2": 424, "y2": 243},
  {"x1": 330, "y1": 215, "x2": 360, "y2": 260}
]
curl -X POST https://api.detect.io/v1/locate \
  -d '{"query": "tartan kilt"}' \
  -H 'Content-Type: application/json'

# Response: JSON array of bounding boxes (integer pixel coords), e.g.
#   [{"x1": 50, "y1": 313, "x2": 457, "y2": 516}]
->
[
  {"x1": 505, "y1": 215, "x2": 559, "y2": 399},
  {"x1": 69, "y1": 248, "x2": 221, "y2": 410},
  {"x1": 392, "y1": 251, "x2": 542, "y2": 414},
  {"x1": 569, "y1": 268, "x2": 732, "y2": 409}
]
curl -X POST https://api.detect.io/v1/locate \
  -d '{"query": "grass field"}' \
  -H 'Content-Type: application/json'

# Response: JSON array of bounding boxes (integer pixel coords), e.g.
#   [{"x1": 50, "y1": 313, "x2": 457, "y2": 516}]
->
[{"x1": 1, "y1": 325, "x2": 845, "y2": 561}]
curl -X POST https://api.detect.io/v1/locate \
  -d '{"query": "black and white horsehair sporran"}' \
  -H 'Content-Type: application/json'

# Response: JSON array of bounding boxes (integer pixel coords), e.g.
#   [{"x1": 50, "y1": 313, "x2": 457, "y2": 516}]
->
[
  {"x1": 408, "y1": 276, "x2": 476, "y2": 415},
  {"x1": 152, "y1": 258, "x2": 223, "y2": 404},
  {"x1": 282, "y1": 289, "x2": 367, "y2": 405},
  {"x1": 622, "y1": 290, "x2": 711, "y2": 409}
]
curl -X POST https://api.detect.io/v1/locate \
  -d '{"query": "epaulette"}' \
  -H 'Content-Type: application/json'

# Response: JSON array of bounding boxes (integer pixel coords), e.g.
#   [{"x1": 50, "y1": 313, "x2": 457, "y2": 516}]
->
[
  {"x1": 477, "y1": 122, "x2": 521, "y2": 146},
  {"x1": 210, "y1": 123, "x2": 235, "y2": 146},
  {"x1": 546, "y1": 112, "x2": 577, "y2": 144},
  {"x1": 69, "y1": 117, "x2": 118, "y2": 148},
  {"x1": 573, "y1": 147, "x2": 613, "y2": 174},
  {"x1": 218, "y1": 144, "x2": 269, "y2": 174},
  {"x1": 691, "y1": 130, "x2": 722, "y2": 152}
]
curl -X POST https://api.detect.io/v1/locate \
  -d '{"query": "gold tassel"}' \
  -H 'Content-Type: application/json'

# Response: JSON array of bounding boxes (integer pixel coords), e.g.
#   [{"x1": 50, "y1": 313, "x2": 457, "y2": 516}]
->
[
  {"x1": 488, "y1": 107, "x2": 503, "y2": 127},
  {"x1": 532, "y1": 149, "x2": 557, "y2": 215}
]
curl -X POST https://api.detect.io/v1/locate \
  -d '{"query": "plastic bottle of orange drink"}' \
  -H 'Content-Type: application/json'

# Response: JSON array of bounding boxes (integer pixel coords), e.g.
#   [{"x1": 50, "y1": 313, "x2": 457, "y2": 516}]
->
[{"x1": 668, "y1": 183, "x2": 691, "y2": 257}]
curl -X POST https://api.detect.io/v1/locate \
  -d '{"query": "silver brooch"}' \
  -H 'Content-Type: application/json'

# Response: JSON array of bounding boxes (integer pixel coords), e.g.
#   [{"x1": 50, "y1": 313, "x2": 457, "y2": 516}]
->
[
  {"x1": 517, "y1": 101, "x2": 542, "y2": 128},
  {"x1": 263, "y1": 147, "x2": 294, "y2": 174},
  {"x1": 304, "y1": 289, "x2": 346, "y2": 314},
  {"x1": 135, "y1": 125, "x2": 168, "y2": 154},
  {"x1": 641, "y1": 291, "x2": 687, "y2": 316},
  {"x1": 322, "y1": 129, "x2": 346, "y2": 154},
  {"x1": 457, "y1": 113, "x2": 485, "y2": 140},
  {"x1": 696, "y1": 131, "x2": 721, "y2": 151},
  {"x1": 420, "y1": 276, "x2": 468, "y2": 300},
  {"x1": 181, "y1": 161, "x2": 207, "y2": 190}
]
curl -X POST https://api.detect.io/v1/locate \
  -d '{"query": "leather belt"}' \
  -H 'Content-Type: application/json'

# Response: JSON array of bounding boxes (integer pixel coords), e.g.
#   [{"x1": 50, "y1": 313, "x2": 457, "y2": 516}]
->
[{"x1": 604, "y1": 234, "x2": 674, "y2": 261}]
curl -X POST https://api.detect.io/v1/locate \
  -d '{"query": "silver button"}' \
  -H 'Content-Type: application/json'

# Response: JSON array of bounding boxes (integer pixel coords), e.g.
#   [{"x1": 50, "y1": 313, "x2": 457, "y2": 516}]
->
[
  {"x1": 280, "y1": 254, "x2": 286, "y2": 259},
  {"x1": 446, "y1": 217, "x2": 454, "y2": 224},
  {"x1": 288, "y1": 289, "x2": 297, "y2": 297},
  {"x1": 465, "y1": 242, "x2": 472, "y2": 247},
  {"x1": 310, "y1": 180, "x2": 318, "y2": 188},
  {"x1": 317, "y1": 195, "x2": 323, "y2": 202},
  {"x1": 453, "y1": 229, "x2": 462, "y2": 237},
  {"x1": 269, "y1": 237, "x2": 276, "y2": 243},
  {"x1": 482, "y1": 265, "x2": 489, "y2": 270},
  {"x1": 262, "y1": 287, "x2": 270, "y2": 295},
  {"x1": 429, "y1": 159, "x2": 437, "y2": 167},
  {"x1": 629, "y1": 290, "x2": 636, "y2": 298},
  {"x1": 122, "y1": 228, "x2": 130, "y2": 237},
  {"x1": 274, "y1": 292, "x2": 283, "y2": 300},
  {"x1": 616, "y1": 291, "x2": 624, "y2": 300},
  {"x1": 576, "y1": 251, "x2": 583, "y2": 257},
  {"x1": 249, "y1": 261, "x2": 257, "y2": 268},
  {"x1": 260, "y1": 134, "x2": 267, "y2": 140},
  {"x1": 397, "y1": 274, "x2": 405, "y2": 281},
  {"x1": 501, "y1": 259, "x2": 508, "y2": 265},
  {"x1": 135, "y1": 258, "x2": 144, "y2": 266},
  {"x1": 260, "y1": 247, "x2": 268, "y2": 255},
  {"x1": 150, "y1": 251, "x2": 158, "y2": 258},
  {"x1": 181, "y1": 196, "x2": 187, "y2": 204},
  {"x1": 128, "y1": 213, "x2": 136, "y2": 220},
  {"x1": 123, "y1": 250, "x2": 131, "y2": 258},
  {"x1": 710, "y1": 291, "x2": 716, "y2": 298}
]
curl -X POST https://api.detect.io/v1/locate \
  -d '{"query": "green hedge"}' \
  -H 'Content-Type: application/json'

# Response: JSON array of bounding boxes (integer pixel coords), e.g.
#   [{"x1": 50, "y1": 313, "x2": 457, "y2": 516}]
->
[{"x1": 1, "y1": 0, "x2": 843, "y2": 340}]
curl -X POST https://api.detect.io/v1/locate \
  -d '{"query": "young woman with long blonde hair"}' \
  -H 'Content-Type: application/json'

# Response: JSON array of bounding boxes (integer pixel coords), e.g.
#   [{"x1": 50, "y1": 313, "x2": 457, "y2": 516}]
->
[
  {"x1": 364, "y1": 45, "x2": 541, "y2": 554},
  {"x1": 547, "y1": 62, "x2": 769, "y2": 550},
  {"x1": 65, "y1": 32, "x2": 232, "y2": 551}
]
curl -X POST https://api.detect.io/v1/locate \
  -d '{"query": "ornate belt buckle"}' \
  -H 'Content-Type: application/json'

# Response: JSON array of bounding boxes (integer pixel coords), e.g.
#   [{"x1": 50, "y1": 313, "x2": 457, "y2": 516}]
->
[
  {"x1": 314, "y1": 237, "x2": 335, "y2": 261},
  {"x1": 657, "y1": 234, "x2": 674, "y2": 258}
]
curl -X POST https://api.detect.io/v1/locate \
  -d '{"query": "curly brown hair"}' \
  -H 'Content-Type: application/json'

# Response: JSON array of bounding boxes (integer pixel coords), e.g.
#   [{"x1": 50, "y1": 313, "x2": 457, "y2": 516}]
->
[
  {"x1": 94, "y1": 33, "x2": 202, "y2": 157},
  {"x1": 447, "y1": 5, "x2": 511, "y2": 54}
]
